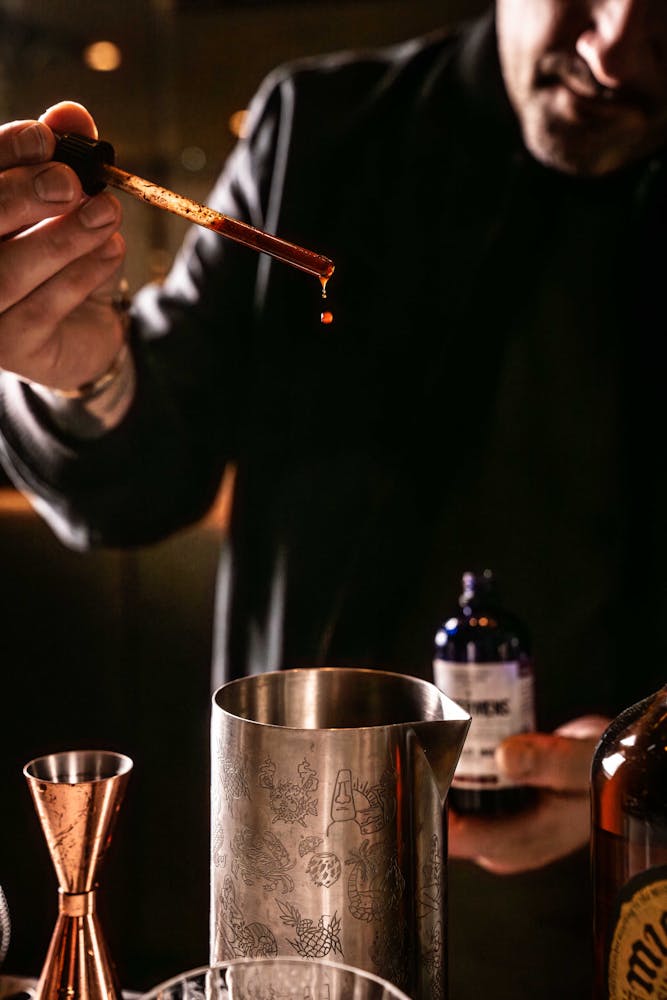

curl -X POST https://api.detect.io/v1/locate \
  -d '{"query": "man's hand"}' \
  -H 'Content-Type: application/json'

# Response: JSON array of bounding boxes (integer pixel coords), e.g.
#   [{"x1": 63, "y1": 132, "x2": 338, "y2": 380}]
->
[
  {"x1": 448, "y1": 715, "x2": 610, "y2": 874},
  {"x1": 0, "y1": 101, "x2": 126, "y2": 393}
]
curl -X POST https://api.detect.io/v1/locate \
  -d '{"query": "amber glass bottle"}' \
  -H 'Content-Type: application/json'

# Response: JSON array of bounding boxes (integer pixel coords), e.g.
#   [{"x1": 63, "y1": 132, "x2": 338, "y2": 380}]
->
[
  {"x1": 591, "y1": 684, "x2": 667, "y2": 1000},
  {"x1": 432, "y1": 569, "x2": 536, "y2": 815}
]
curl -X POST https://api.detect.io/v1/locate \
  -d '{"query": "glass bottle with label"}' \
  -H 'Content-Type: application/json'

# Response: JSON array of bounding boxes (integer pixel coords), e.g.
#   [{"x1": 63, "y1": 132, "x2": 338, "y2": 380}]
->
[
  {"x1": 591, "y1": 684, "x2": 667, "y2": 1000},
  {"x1": 432, "y1": 569, "x2": 536, "y2": 815}
]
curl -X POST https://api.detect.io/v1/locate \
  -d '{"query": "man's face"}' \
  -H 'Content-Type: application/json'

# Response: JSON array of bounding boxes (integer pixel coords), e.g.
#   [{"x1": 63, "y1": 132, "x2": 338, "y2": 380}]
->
[{"x1": 496, "y1": 0, "x2": 667, "y2": 175}]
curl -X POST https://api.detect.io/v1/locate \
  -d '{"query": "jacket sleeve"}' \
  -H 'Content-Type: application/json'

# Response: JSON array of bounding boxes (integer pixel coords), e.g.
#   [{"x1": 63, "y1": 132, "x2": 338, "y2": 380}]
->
[{"x1": 0, "y1": 71, "x2": 289, "y2": 550}]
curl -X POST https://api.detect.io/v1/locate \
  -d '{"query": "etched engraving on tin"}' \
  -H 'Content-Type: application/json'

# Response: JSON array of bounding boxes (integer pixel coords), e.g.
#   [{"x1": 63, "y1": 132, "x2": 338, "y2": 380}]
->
[
  {"x1": 345, "y1": 839, "x2": 405, "y2": 922},
  {"x1": 417, "y1": 833, "x2": 442, "y2": 917},
  {"x1": 211, "y1": 669, "x2": 470, "y2": 1000},
  {"x1": 217, "y1": 874, "x2": 278, "y2": 959},
  {"x1": 330, "y1": 768, "x2": 355, "y2": 823},
  {"x1": 305, "y1": 851, "x2": 342, "y2": 888},
  {"x1": 258, "y1": 756, "x2": 319, "y2": 827},
  {"x1": 421, "y1": 922, "x2": 445, "y2": 1000},
  {"x1": 231, "y1": 826, "x2": 296, "y2": 893},
  {"x1": 298, "y1": 835, "x2": 323, "y2": 857},
  {"x1": 212, "y1": 825, "x2": 226, "y2": 869},
  {"x1": 328, "y1": 768, "x2": 396, "y2": 835},
  {"x1": 416, "y1": 834, "x2": 444, "y2": 999},
  {"x1": 277, "y1": 900, "x2": 344, "y2": 959},
  {"x1": 217, "y1": 752, "x2": 251, "y2": 810},
  {"x1": 371, "y1": 921, "x2": 409, "y2": 990}
]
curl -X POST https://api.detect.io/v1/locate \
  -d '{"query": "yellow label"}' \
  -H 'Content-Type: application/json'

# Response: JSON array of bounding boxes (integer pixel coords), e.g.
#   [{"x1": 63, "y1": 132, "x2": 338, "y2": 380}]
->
[{"x1": 608, "y1": 876, "x2": 667, "y2": 999}]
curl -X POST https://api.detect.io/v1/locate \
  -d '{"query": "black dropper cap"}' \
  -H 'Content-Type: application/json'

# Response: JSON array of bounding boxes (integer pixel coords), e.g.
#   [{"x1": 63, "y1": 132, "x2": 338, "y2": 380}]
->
[{"x1": 52, "y1": 133, "x2": 115, "y2": 196}]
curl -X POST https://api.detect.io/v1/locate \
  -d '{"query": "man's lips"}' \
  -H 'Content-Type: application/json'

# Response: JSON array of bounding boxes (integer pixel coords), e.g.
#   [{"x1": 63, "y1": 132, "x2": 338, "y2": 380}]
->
[
  {"x1": 550, "y1": 78, "x2": 628, "y2": 121},
  {"x1": 561, "y1": 72, "x2": 613, "y2": 101},
  {"x1": 536, "y1": 55, "x2": 650, "y2": 116}
]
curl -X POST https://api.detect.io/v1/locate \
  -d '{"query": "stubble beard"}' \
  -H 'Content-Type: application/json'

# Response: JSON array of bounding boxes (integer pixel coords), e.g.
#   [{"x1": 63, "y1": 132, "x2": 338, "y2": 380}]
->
[
  {"x1": 514, "y1": 57, "x2": 667, "y2": 177},
  {"x1": 519, "y1": 99, "x2": 635, "y2": 176}
]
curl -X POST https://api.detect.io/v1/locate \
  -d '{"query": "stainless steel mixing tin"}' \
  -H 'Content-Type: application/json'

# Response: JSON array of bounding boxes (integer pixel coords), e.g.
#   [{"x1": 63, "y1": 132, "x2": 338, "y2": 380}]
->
[{"x1": 210, "y1": 668, "x2": 469, "y2": 1000}]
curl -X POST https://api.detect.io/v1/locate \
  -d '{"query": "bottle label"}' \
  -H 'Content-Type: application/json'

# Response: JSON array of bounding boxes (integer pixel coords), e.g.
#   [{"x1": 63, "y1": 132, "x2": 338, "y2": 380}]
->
[
  {"x1": 433, "y1": 659, "x2": 535, "y2": 789},
  {"x1": 607, "y1": 866, "x2": 667, "y2": 1000}
]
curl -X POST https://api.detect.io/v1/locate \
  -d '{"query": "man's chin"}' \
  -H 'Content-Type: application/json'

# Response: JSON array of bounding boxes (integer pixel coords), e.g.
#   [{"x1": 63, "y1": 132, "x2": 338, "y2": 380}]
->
[
  {"x1": 525, "y1": 137, "x2": 620, "y2": 177},
  {"x1": 521, "y1": 117, "x2": 648, "y2": 177}
]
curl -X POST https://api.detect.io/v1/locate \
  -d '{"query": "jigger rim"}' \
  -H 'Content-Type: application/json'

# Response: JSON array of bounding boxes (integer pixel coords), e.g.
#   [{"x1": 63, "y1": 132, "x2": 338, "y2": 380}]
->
[
  {"x1": 140, "y1": 958, "x2": 413, "y2": 1000},
  {"x1": 23, "y1": 749, "x2": 133, "y2": 784}
]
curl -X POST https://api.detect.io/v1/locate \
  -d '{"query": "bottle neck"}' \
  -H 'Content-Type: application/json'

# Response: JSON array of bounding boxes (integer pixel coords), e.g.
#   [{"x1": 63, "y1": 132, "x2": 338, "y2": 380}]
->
[{"x1": 459, "y1": 571, "x2": 499, "y2": 612}]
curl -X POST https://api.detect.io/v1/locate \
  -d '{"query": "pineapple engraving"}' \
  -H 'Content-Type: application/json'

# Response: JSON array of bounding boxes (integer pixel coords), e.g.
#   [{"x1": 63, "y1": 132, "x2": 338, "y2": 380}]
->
[{"x1": 277, "y1": 900, "x2": 343, "y2": 959}]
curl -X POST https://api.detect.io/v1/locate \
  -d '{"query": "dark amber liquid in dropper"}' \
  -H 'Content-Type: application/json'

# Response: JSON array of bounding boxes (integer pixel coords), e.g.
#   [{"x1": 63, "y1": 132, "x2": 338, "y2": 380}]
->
[
  {"x1": 96, "y1": 162, "x2": 335, "y2": 282},
  {"x1": 53, "y1": 137, "x2": 336, "y2": 287}
]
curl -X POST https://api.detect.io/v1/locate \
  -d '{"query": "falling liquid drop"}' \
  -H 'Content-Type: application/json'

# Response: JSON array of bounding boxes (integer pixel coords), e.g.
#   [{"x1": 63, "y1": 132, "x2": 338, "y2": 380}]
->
[{"x1": 321, "y1": 310, "x2": 334, "y2": 325}]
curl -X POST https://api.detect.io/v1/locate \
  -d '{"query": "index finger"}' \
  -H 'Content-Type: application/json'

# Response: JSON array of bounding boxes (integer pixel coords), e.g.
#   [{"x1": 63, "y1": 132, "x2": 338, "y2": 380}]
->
[
  {"x1": 0, "y1": 120, "x2": 54, "y2": 171},
  {"x1": 496, "y1": 731, "x2": 603, "y2": 792}
]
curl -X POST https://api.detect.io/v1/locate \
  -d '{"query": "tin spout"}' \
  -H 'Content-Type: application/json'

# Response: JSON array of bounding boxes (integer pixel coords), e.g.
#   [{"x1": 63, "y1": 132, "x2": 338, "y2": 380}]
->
[{"x1": 410, "y1": 693, "x2": 471, "y2": 806}]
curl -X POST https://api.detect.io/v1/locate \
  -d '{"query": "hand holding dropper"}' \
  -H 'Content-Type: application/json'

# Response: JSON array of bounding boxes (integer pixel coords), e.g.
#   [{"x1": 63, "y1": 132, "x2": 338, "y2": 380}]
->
[{"x1": 53, "y1": 133, "x2": 335, "y2": 289}]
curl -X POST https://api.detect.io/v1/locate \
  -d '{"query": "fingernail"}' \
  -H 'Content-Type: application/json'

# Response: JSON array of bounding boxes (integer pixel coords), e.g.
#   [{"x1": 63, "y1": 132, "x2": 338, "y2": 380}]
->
[
  {"x1": 13, "y1": 123, "x2": 47, "y2": 161},
  {"x1": 34, "y1": 164, "x2": 76, "y2": 203},
  {"x1": 78, "y1": 194, "x2": 117, "y2": 229},
  {"x1": 496, "y1": 742, "x2": 535, "y2": 779}
]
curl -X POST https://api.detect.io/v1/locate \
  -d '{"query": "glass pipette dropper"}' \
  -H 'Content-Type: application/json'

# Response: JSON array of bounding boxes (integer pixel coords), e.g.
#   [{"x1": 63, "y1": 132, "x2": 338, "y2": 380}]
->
[{"x1": 53, "y1": 133, "x2": 335, "y2": 283}]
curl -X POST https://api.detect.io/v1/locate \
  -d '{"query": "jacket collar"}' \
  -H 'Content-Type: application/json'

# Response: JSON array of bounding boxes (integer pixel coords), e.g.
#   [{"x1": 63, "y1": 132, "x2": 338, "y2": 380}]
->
[{"x1": 420, "y1": 7, "x2": 523, "y2": 165}]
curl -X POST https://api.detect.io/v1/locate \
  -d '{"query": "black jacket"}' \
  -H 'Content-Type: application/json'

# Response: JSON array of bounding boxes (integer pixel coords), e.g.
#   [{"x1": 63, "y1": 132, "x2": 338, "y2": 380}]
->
[{"x1": 1, "y1": 10, "x2": 666, "y2": 707}]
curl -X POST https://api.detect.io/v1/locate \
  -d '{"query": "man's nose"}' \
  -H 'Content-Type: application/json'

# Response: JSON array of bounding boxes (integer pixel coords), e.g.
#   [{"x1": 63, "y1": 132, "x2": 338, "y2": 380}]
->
[{"x1": 575, "y1": 0, "x2": 659, "y2": 89}]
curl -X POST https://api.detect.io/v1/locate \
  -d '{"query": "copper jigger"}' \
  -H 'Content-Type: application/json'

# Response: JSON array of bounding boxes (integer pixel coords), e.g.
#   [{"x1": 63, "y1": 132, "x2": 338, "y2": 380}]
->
[{"x1": 24, "y1": 750, "x2": 133, "y2": 1000}]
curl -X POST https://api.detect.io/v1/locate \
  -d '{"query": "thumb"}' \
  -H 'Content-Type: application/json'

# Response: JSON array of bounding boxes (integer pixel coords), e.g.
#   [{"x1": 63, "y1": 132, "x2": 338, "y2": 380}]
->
[
  {"x1": 39, "y1": 101, "x2": 98, "y2": 140},
  {"x1": 496, "y1": 716, "x2": 609, "y2": 793}
]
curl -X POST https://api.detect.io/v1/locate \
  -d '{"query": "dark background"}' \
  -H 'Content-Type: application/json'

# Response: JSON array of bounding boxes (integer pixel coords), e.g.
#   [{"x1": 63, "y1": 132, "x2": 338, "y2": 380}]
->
[{"x1": 0, "y1": 0, "x2": 487, "y2": 991}]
